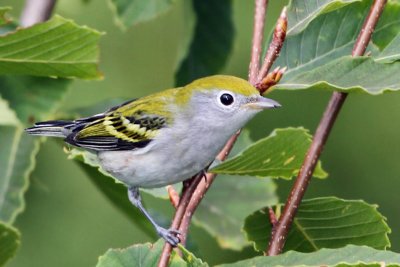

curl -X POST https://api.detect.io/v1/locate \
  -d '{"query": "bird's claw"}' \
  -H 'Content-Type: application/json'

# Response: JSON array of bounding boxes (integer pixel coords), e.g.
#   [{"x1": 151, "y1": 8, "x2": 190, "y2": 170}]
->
[{"x1": 157, "y1": 227, "x2": 181, "y2": 247}]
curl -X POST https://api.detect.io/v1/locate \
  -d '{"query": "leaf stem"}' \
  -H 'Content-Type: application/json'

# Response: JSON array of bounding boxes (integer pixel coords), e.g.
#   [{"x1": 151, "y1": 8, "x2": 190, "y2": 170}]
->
[
  {"x1": 266, "y1": 0, "x2": 387, "y2": 256},
  {"x1": 20, "y1": 0, "x2": 56, "y2": 27}
]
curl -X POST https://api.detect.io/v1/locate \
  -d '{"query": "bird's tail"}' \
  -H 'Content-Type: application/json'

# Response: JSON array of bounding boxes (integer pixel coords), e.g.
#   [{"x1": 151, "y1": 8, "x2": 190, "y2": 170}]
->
[{"x1": 25, "y1": 120, "x2": 74, "y2": 138}]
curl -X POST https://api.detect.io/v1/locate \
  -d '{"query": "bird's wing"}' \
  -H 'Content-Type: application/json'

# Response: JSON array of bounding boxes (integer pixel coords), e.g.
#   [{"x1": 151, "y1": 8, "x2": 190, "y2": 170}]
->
[{"x1": 66, "y1": 99, "x2": 168, "y2": 151}]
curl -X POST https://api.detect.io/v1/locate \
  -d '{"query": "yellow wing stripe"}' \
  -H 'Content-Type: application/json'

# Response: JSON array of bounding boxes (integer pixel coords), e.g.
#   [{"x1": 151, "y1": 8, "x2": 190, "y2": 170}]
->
[{"x1": 100, "y1": 115, "x2": 159, "y2": 143}]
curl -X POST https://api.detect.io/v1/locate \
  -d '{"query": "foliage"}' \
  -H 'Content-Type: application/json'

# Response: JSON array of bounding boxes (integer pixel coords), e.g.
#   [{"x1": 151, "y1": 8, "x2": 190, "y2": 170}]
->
[
  {"x1": 0, "y1": 7, "x2": 11, "y2": 26},
  {"x1": 2, "y1": 0, "x2": 400, "y2": 266},
  {"x1": 0, "y1": 15, "x2": 102, "y2": 79},
  {"x1": 210, "y1": 127, "x2": 327, "y2": 179},
  {"x1": 218, "y1": 245, "x2": 400, "y2": 267},
  {"x1": 0, "y1": 8, "x2": 102, "y2": 265},
  {"x1": 0, "y1": 222, "x2": 19, "y2": 266},
  {"x1": 244, "y1": 197, "x2": 390, "y2": 252},
  {"x1": 272, "y1": 1, "x2": 400, "y2": 94},
  {"x1": 96, "y1": 239, "x2": 187, "y2": 267}
]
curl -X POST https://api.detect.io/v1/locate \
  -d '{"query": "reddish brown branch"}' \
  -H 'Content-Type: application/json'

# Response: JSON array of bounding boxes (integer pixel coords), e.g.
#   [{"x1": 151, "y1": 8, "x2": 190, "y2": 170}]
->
[
  {"x1": 266, "y1": 0, "x2": 387, "y2": 256},
  {"x1": 158, "y1": 174, "x2": 204, "y2": 267},
  {"x1": 158, "y1": 132, "x2": 241, "y2": 267},
  {"x1": 249, "y1": 0, "x2": 268, "y2": 85},
  {"x1": 268, "y1": 207, "x2": 278, "y2": 227},
  {"x1": 159, "y1": 0, "x2": 281, "y2": 265}
]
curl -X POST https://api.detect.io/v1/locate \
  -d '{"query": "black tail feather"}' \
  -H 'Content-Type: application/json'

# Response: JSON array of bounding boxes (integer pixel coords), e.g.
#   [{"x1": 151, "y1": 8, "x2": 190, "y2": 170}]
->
[{"x1": 25, "y1": 120, "x2": 74, "y2": 138}]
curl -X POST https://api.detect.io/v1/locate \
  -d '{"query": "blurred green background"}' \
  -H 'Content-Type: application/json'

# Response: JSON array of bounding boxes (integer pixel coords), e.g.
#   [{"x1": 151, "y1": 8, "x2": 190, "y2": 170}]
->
[{"x1": 3, "y1": 0, "x2": 400, "y2": 266}]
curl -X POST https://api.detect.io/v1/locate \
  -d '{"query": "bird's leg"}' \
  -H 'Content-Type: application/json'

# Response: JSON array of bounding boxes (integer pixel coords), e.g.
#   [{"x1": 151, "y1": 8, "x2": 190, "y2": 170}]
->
[
  {"x1": 127, "y1": 186, "x2": 181, "y2": 246},
  {"x1": 199, "y1": 168, "x2": 207, "y2": 182}
]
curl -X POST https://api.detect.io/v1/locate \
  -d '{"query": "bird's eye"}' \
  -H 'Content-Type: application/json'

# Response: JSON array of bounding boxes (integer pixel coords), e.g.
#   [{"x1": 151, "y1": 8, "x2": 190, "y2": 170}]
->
[{"x1": 219, "y1": 93, "x2": 234, "y2": 106}]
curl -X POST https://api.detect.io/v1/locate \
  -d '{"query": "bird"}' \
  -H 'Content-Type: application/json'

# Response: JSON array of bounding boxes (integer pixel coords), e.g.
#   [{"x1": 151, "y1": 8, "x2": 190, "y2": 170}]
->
[{"x1": 25, "y1": 75, "x2": 280, "y2": 246}]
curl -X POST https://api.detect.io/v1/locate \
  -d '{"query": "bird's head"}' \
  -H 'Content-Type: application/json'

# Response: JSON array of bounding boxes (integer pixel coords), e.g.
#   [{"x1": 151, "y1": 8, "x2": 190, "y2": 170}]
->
[{"x1": 175, "y1": 75, "x2": 280, "y2": 130}]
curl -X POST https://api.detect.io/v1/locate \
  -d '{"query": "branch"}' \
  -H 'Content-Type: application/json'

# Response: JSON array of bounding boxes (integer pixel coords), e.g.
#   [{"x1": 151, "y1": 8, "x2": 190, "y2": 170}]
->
[
  {"x1": 158, "y1": 132, "x2": 241, "y2": 267},
  {"x1": 266, "y1": 0, "x2": 387, "y2": 256},
  {"x1": 20, "y1": 0, "x2": 56, "y2": 26},
  {"x1": 249, "y1": 0, "x2": 268, "y2": 84},
  {"x1": 158, "y1": 174, "x2": 204, "y2": 267},
  {"x1": 257, "y1": 7, "x2": 287, "y2": 90},
  {"x1": 158, "y1": 1, "x2": 272, "y2": 265}
]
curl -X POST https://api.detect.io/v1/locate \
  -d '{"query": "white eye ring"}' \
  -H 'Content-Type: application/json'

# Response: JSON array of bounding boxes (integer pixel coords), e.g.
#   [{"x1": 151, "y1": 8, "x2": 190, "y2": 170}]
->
[{"x1": 217, "y1": 91, "x2": 235, "y2": 107}]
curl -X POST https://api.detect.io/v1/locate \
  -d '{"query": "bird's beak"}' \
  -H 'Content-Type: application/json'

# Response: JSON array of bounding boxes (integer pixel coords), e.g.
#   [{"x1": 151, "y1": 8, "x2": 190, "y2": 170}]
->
[{"x1": 244, "y1": 96, "x2": 281, "y2": 110}]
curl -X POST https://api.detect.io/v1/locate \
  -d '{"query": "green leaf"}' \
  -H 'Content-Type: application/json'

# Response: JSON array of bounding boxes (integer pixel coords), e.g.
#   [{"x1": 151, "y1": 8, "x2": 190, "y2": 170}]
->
[
  {"x1": 0, "y1": 7, "x2": 11, "y2": 26},
  {"x1": 0, "y1": 126, "x2": 40, "y2": 224},
  {"x1": 244, "y1": 197, "x2": 390, "y2": 253},
  {"x1": 0, "y1": 96, "x2": 18, "y2": 126},
  {"x1": 68, "y1": 148, "x2": 158, "y2": 239},
  {"x1": 210, "y1": 128, "x2": 327, "y2": 179},
  {"x1": 96, "y1": 239, "x2": 186, "y2": 267},
  {"x1": 108, "y1": 0, "x2": 176, "y2": 30},
  {"x1": 175, "y1": 0, "x2": 234, "y2": 86},
  {"x1": 376, "y1": 33, "x2": 400, "y2": 63},
  {"x1": 272, "y1": 1, "x2": 400, "y2": 94},
  {"x1": 0, "y1": 76, "x2": 69, "y2": 224},
  {"x1": 275, "y1": 1, "x2": 370, "y2": 80},
  {"x1": 274, "y1": 56, "x2": 400, "y2": 94},
  {"x1": 0, "y1": 76, "x2": 70, "y2": 125},
  {"x1": 0, "y1": 15, "x2": 102, "y2": 79},
  {"x1": 0, "y1": 222, "x2": 20, "y2": 266},
  {"x1": 179, "y1": 245, "x2": 209, "y2": 267},
  {"x1": 218, "y1": 245, "x2": 400, "y2": 267},
  {"x1": 194, "y1": 131, "x2": 278, "y2": 250},
  {"x1": 286, "y1": 0, "x2": 360, "y2": 35},
  {"x1": 195, "y1": 175, "x2": 277, "y2": 250}
]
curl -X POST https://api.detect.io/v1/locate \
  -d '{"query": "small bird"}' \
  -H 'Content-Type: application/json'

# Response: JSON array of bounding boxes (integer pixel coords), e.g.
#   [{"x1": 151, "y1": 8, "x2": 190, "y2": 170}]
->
[{"x1": 25, "y1": 75, "x2": 280, "y2": 246}]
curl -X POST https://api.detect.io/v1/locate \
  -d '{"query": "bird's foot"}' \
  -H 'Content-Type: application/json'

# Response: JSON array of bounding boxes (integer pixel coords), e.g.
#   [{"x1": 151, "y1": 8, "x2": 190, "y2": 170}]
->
[
  {"x1": 157, "y1": 227, "x2": 181, "y2": 247},
  {"x1": 199, "y1": 169, "x2": 207, "y2": 182}
]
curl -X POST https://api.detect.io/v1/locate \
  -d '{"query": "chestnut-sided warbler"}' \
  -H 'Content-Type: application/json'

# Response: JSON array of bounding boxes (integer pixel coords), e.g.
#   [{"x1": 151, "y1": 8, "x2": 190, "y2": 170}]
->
[{"x1": 26, "y1": 75, "x2": 280, "y2": 246}]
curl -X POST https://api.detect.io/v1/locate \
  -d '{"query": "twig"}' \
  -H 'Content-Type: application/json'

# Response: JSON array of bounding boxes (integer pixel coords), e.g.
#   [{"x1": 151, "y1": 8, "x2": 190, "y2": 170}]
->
[
  {"x1": 159, "y1": 0, "x2": 284, "y2": 265},
  {"x1": 158, "y1": 174, "x2": 204, "y2": 267},
  {"x1": 166, "y1": 186, "x2": 180, "y2": 209},
  {"x1": 257, "y1": 7, "x2": 287, "y2": 88},
  {"x1": 159, "y1": 0, "x2": 275, "y2": 265},
  {"x1": 257, "y1": 66, "x2": 287, "y2": 93},
  {"x1": 20, "y1": 0, "x2": 56, "y2": 26},
  {"x1": 249, "y1": 0, "x2": 268, "y2": 84},
  {"x1": 268, "y1": 207, "x2": 278, "y2": 227},
  {"x1": 266, "y1": 0, "x2": 387, "y2": 256},
  {"x1": 158, "y1": 132, "x2": 241, "y2": 267}
]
